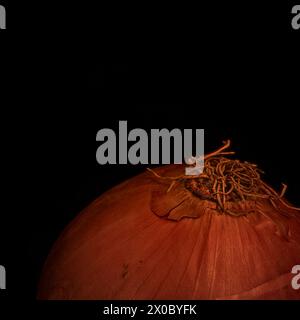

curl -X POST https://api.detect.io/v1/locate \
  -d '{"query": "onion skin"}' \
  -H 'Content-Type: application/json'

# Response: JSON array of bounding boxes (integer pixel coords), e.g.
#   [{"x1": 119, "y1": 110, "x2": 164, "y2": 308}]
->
[{"x1": 38, "y1": 165, "x2": 300, "y2": 300}]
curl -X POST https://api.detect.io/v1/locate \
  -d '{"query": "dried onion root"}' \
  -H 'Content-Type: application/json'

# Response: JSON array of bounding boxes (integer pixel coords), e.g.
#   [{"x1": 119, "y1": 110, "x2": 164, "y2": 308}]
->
[{"x1": 147, "y1": 140, "x2": 300, "y2": 216}]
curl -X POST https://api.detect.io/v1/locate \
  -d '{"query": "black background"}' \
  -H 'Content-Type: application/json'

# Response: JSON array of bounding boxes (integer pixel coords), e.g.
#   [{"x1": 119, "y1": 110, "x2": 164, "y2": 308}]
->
[{"x1": 0, "y1": 1, "x2": 300, "y2": 318}]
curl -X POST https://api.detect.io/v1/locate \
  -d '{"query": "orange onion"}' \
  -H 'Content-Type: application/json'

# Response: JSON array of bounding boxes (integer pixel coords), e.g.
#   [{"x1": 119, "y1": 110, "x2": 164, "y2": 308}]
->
[{"x1": 38, "y1": 142, "x2": 300, "y2": 300}]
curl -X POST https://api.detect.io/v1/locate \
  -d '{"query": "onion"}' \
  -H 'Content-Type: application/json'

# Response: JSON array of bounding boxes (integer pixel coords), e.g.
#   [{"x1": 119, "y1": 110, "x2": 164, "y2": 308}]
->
[{"x1": 38, "y1": 141, "x2": 300, "y2": 300}]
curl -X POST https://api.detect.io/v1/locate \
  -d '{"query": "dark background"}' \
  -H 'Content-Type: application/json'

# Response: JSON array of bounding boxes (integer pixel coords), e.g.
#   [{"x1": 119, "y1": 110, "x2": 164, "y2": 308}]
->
[{"x1": 0, "y1": 0, "x2": 300, "y2": 317}]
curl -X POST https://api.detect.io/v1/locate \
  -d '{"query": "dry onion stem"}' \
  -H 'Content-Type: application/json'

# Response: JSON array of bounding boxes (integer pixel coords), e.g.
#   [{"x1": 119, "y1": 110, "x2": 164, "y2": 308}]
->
[{"x1": 147, "y1": 140, "x2": 300, "y2": 217}]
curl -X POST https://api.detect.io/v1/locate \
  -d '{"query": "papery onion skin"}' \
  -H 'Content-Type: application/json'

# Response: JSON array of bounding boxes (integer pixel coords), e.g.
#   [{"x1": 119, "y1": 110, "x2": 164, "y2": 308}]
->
[{"x1": 37, "y1": 165, "x2": 300, "y2": 300}]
